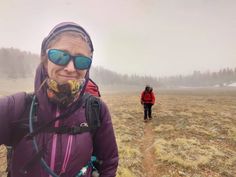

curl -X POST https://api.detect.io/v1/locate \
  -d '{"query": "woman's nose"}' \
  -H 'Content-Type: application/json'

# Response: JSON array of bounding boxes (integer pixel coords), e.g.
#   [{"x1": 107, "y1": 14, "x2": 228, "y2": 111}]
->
[{"x1": 64, "y1": 60, "x2": 76, "y2": 72}]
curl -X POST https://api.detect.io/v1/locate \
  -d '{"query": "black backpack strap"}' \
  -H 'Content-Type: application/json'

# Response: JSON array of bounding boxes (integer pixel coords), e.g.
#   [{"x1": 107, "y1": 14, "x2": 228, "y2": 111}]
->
[
  {"x1": 27, "y1": 93, "x2": 101, "y2": 137},
  {"x1": 8, "y1": 93, "x2": 35, "y2": 147},
  {"x1": 26, "y1": 93, "x2": 90, "y2": 139},
  {"x1": 85, "y1": 94, "x2": 101, "y2": 130},
  {"x1": 46, "y1": 124, "x2": 91, "y2": 134},
  {"x1": 11, "y1": 93, "x2": 34, "y2": 129},
  {"x1": 45, "y1": 93, "x2": 102, "y2": 135}
]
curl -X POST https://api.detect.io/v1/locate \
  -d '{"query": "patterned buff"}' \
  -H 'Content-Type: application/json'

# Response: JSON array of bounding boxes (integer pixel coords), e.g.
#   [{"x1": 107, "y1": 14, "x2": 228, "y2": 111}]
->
[{"x1": 47, "y1": 78, "x2": 85, "y2": 107}]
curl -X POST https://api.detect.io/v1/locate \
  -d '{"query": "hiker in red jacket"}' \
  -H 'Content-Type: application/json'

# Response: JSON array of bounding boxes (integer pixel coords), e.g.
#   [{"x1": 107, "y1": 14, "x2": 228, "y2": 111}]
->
[{"x1": 141, "y1": 85, "x2": 155, "y2": 122}]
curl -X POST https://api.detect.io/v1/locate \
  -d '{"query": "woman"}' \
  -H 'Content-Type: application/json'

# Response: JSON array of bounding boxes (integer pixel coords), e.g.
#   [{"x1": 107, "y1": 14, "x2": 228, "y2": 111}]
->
[
  {"x1": 0, "y1": 22, "x2": 118, "y2": 177},
  {"x1": 141, "y1": 85, "x2": 155, "y2": 122}
]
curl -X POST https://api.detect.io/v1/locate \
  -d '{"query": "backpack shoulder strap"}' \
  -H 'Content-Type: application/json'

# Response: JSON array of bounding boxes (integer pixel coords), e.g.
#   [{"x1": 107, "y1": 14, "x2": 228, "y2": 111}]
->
[
  {"x1": 10, "y1": 92, "x2": 34, "y2": 145},
  {"x1": 85, "y1": 93, "x2": 101, "y2": 130},
  {"x1": 7, "y1": 92, "x2": 34, "y2": 176},
  {"x1": 37, "y1": 93, "x2": 102, "y2": 135}
]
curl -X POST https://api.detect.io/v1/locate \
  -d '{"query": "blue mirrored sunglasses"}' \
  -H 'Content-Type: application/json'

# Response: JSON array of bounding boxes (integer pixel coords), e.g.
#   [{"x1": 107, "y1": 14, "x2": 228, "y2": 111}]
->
[{"x1": 47, "y1": 49, "x2": 92, "y2": 70}]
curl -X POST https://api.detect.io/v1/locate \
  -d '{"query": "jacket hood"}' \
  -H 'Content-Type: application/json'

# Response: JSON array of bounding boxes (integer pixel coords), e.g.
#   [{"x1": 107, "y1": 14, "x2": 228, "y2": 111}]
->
[{"x1": 41, "y1": 22, "x2": 94, "y2": 57}]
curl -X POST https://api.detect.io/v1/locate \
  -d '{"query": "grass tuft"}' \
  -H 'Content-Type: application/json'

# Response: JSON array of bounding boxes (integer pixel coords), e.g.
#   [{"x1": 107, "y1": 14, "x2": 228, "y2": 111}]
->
[{"x1": 154, "y1": 138, "x2": 224, "y2": 169}]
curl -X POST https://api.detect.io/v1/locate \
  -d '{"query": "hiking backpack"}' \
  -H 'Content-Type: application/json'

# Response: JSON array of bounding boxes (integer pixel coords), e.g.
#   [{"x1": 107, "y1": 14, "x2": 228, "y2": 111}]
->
[{"x1": 6, "y1": 79, "x2": 102, "y2": 177}]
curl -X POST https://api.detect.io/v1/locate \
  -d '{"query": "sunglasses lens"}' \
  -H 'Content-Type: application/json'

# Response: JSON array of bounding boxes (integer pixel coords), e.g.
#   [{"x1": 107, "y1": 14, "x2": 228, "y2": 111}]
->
[
  {"x1": 48, "y1": 49, "x2": 70, "y2": 66},
  {"x1": 74, "y1": 56, "x2": 92, "y2": 70}
]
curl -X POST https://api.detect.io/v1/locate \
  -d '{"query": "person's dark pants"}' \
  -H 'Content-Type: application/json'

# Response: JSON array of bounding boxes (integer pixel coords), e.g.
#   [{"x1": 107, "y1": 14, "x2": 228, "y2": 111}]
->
[{"x1": 143, "y1": 103, "x2": 153, "y2": 120}]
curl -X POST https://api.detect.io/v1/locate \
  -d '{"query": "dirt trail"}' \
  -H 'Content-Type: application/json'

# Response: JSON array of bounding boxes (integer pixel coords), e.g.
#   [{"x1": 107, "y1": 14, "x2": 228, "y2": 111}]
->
[{"x1": 140, "y1": 121, "x2": 157, "y2": 177}]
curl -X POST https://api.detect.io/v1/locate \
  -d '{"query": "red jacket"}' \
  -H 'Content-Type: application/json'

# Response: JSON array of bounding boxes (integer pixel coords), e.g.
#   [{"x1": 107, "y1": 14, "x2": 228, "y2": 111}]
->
[{"x1": 141, "y1": 91, "x2": 155, "y2": 104}]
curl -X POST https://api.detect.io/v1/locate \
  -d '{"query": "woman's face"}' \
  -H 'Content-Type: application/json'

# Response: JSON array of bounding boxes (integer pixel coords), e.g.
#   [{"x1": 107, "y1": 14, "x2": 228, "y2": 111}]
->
[{"x1": 45, "y1": 35, "x2": 91, "y2": 84}]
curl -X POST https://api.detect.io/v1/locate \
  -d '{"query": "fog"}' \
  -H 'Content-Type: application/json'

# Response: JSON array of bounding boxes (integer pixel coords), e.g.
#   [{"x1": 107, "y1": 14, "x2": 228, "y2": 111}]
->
[{"x1": 0, "y1": 0, "x2": 236, "y2": 77}]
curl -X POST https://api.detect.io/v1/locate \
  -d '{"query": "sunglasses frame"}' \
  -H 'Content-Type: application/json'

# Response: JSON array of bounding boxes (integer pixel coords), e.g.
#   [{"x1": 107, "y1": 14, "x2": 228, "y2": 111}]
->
[{"x1": 47, "y1": 49, "x2": 92, "y2": 70}]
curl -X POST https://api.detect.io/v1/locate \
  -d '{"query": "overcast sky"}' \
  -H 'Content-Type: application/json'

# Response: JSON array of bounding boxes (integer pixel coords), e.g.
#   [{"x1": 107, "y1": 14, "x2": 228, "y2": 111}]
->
[{"x1": 0, "y1": 0, "x2": 236, "y2": 77}]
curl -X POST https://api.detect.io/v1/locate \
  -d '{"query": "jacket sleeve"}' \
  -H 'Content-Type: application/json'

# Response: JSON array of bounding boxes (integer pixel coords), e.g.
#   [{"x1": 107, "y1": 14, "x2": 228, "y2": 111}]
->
[
  {"x1": 140, "y1": 92, "x2": 144, "y2": 104},
  {"x1": 151, "y1": 92, "x2": 155, "y2": 105},
  {"x1": 92, "y1": 101, "x2": 118, "y2": 177},
  {"x1": 0, "y1": 92, "x2": 26, "y2": 146}
]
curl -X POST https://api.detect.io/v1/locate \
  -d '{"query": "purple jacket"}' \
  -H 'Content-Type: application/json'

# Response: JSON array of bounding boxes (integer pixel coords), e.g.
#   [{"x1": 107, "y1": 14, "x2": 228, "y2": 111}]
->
[{"x1": 0, "y1": 64, "x2": 118, "y2": 177}]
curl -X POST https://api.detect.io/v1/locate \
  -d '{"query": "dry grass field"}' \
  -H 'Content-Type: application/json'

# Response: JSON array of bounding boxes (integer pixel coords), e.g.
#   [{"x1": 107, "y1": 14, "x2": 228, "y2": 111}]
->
[
  {"x1": 0, "y1": 80, "x2": 236, "y2": 177},
  {"x1": 102, "y1": 89, "x2": 236, "y2": 177}
]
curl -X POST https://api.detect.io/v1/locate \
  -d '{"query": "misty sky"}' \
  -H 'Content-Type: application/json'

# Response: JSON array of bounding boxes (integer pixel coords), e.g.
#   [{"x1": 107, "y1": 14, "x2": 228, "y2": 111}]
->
[{"x1": 0, "y1": 0, "x2": 236, "y2": 77}]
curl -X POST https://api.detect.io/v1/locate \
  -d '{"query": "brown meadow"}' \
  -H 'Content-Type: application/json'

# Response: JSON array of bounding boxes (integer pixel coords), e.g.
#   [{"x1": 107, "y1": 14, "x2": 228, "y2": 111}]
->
[
  {"x1": 0, "y1": 84, "x2": 236, "y2": 177},
  {"x1": 102, "y1": 89, "x2": 236, "y2": 177}
]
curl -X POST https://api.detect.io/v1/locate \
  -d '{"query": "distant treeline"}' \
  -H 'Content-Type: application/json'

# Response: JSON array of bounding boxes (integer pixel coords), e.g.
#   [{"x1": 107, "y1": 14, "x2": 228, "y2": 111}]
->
[
  {"x1": 0, "y1": 48, "x2": 39, "y2": 78},
  {"x1": 90, "y1": 66, "x2": 159, "y2": 87},
  {"x1": 159, "y1": 69, "x2": 236, "y2": 87},
  {"x1": 0, "y1": 48, "x2": 235, "y2": 87}
]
